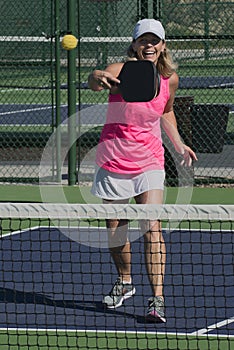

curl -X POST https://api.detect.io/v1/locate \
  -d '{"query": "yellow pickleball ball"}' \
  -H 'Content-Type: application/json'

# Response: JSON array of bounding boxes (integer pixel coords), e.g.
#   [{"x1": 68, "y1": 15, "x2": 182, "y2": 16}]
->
[{"x1": 61, "y1": 34, "x2": 78, "y2": 50}]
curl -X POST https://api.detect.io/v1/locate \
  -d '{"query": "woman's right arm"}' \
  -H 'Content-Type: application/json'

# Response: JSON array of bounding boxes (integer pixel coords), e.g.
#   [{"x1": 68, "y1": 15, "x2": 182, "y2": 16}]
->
[{"x1": 88, "y1": 63, "x2": 123, "y2": 92}]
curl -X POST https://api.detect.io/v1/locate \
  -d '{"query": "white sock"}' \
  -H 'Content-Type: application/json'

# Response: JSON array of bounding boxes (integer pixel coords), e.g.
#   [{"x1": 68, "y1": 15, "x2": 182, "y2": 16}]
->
[{"x1": 122, "y1": 278, "x2": 132, "y2": 284}]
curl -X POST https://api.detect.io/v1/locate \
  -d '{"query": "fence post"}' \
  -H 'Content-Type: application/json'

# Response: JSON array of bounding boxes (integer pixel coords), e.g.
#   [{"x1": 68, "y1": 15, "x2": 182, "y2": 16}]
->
[
  {"x1": 153, "y1": 0, "x2": 162, "y2": 20},
  {"x1": 67, "y1": 0, "x2": 77, "y2": 185},
  {"x1": 141, "y1": 0, "x2": 148, "y2": 18},
  {"x1": 204, "y1": 0, "x2": 210, "y2": 59},
  {"x1": 55, "y1": 0, "x2": 62, "y2": 183}
]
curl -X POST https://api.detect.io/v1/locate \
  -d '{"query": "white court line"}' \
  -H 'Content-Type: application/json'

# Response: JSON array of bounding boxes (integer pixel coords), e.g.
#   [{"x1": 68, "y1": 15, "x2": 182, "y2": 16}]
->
[
  {"x1": 0, "y1": 105, "x2": 53, "y2": 116},
  {"x1": 0, "y1": 326, "x2": 232, "y2": 338},
  {"x1": 1, "y1": 36, "x2": 230, "y2": 43},
  {"x1": 0, "y1": 327, "x2": 180, "y2": 335},
  {"x1": 0, "y1": 227, "x2": 42, "y2": 238},
  {"x1": 0, "y1": 36, "x2": 50, "y2": 42},
  {"x1": 0, "y1": 327, "x2": 233, "y2": 338},
  {"x1": 0, "y1": 103, "x2": 92, "y2": 117},
  {"x1": 191, "y1": 317, "x2": 234, "y2": 335}
]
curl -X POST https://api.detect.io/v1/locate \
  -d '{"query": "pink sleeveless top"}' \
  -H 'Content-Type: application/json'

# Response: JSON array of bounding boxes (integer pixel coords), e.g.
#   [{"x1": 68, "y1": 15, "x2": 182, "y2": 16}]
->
[{"x1": 96, "y1": 76, "x2": 170, "y2": 174}]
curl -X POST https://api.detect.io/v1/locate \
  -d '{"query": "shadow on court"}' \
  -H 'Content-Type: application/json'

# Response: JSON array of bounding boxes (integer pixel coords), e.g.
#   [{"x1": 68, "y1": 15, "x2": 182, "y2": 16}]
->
[{"x1": 0, "y1": 287, "x2": 148, "y2": 324}]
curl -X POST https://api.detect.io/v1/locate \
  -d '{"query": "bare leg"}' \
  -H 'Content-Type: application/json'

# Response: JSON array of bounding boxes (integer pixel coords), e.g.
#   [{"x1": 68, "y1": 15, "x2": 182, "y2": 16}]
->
[
  {"x1": 143, "y1": 221, "x2": 166, "y2": 297},
  {"x1": 135, "y1": 189, "x2": 166, "y2": 297},
  {"x1": 103, "y1": 199, "x2": 131, "y2": 283}
]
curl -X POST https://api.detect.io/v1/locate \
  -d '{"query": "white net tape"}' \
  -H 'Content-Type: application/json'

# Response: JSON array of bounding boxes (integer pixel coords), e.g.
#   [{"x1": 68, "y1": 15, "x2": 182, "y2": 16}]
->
[{"x1": 0, "y1": 203, "x2": 233, "y2": 221}]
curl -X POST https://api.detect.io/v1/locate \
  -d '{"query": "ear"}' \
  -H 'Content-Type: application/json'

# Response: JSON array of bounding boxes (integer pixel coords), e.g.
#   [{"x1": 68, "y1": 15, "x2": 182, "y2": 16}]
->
[{"x1": 161, "y1": 41, "x2": 166, "y2": 52}]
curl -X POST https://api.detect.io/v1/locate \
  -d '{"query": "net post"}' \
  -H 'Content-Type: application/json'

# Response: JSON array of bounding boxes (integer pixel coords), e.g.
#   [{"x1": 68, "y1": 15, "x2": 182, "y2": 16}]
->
[{"x1": 67, "y1": 0, "x2": 77, "y2": 186}]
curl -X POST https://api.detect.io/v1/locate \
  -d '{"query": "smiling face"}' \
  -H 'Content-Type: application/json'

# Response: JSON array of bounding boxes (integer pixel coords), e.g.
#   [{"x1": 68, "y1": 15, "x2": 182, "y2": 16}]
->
[{"x1": 132, "y1": 33, "x2": 166, "y2": 64}]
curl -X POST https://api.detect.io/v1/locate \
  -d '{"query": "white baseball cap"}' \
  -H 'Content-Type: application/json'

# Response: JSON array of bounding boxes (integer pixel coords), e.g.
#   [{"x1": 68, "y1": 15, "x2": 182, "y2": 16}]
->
[{"x1": 133, "y1": 19, "x2": 165, "y2": 41}]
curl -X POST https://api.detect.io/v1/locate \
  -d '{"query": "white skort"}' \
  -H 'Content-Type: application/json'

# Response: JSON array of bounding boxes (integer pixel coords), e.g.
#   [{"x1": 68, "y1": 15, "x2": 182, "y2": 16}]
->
[{"x1": 91, "y1": 167, "x2": 165, "y2": 200}]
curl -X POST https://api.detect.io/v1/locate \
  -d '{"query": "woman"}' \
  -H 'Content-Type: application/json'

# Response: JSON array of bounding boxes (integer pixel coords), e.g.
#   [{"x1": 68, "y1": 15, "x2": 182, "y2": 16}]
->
[{"x1": 88, "y1": 19, "x2": 197, "y2": 322}]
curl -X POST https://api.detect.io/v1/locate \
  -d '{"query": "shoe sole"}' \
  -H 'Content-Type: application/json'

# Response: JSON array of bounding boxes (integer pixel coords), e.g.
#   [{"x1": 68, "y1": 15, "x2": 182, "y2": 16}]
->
[
  {"x1": 103, "y1": 288, "x2": 136, "y2": 309},
  {"x1": 146, "y1": 310, "x2": 166, "y2": 323}
]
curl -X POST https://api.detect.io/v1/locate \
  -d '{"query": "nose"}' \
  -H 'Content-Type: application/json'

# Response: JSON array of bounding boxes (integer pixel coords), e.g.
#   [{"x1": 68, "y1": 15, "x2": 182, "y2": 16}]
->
[{"x1": 143, "y1": 38, "x2": 153, "y2": 45}]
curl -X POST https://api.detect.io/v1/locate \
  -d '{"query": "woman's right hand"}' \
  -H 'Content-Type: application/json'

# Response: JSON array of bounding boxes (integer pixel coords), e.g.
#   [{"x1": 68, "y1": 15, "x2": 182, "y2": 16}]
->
[{"x1": 88, "y1": 69, "x2": 120, "y2": 91}]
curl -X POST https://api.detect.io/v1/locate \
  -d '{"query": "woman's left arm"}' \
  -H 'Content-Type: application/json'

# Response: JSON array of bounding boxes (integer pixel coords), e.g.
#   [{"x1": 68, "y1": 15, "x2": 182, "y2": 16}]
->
[{"x1": 161, "y1": 72, "x2": 198, "y2": 166}]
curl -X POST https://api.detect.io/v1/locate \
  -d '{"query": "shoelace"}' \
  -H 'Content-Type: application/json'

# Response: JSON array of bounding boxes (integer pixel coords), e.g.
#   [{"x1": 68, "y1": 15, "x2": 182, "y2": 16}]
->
[
  {"x1": 110, "y1": 279, "x2": 123, "y2": 296},
  {"x1": 149, "y1": 297, "x2": 164, "y2": 309}
]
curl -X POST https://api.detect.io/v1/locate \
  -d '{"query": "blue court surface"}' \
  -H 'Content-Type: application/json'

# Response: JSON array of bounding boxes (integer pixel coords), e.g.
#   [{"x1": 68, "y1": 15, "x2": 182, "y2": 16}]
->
[
  {"x1": 0, "y1": 226, "x2": 234, "y2": 338},
  {"x1": 0, "y1": 102, "x2": 233, "y2": 129},
  {"x1": 1, "y1": 75, "x2": 234, "y2": 126},
  {"x1": 0, "y1": 104, "x2": 100, "y2": 126}
]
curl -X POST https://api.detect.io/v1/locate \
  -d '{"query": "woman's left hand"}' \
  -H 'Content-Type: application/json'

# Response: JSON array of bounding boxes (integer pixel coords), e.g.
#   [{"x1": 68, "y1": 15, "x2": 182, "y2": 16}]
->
[{"x1": 175, "y1": 143, "x2": 198, "y2": 167}]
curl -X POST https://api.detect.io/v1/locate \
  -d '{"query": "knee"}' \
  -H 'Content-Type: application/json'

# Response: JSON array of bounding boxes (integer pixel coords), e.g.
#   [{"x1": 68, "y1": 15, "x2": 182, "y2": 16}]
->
[{"x1": 144, "y1": 229, "x2": 164, "y2": 245}]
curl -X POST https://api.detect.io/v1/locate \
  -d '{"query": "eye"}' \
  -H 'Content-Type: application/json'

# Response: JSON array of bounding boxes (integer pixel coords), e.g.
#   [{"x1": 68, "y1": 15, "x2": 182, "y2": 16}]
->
[
  {"x1": 152, "y1": 38, "x2": 161, "y2": 45},
  {"x1": 138, "y1": 38, "x2": 161, "y2": 45},
  {"x1": 139, "y1": 38, "x2": 147, "y2": 45}
]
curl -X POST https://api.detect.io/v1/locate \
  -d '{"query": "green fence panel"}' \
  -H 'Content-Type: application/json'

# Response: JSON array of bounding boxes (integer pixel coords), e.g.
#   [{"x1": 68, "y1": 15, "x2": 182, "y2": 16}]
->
[
  {"x1": 0, "y1": 0, "x2": 55, "y2": 182},
  {"x1": 0, "y1": 0, "x2": 233, "y2": 185}
]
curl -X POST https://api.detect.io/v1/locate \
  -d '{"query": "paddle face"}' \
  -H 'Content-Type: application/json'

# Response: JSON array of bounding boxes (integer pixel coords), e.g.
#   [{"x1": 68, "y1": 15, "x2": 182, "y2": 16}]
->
[{"x1": 118, "y1": 60, "x2": 160, "y2": 102}]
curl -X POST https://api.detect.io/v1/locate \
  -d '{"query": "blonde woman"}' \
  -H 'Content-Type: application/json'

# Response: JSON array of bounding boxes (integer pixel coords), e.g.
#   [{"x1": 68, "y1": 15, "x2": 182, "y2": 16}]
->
[{"x1": 88, "y1": 19, "x2": 197, "y2": 322}]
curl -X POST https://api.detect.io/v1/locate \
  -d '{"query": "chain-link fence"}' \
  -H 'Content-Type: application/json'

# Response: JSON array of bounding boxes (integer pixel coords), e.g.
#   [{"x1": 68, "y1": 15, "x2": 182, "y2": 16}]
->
[
  {"x1": 0, "y1": 0, "x2": 233, "y2": 185},
  {"x1": 0, "y1": 0, "x2": 55, "y2": 182}
]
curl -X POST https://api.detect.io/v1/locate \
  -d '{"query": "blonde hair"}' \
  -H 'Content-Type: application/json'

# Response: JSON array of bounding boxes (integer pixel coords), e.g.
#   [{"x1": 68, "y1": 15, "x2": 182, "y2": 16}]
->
[{"x1": 127, "y1": 41, "x2": 177, "y2": 78}]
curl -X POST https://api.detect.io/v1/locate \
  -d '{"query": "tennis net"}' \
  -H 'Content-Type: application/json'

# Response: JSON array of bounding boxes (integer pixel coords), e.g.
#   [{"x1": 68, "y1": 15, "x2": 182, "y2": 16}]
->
[{"x1": 0, "y1": 203, "x2": 234, "y2": 350}]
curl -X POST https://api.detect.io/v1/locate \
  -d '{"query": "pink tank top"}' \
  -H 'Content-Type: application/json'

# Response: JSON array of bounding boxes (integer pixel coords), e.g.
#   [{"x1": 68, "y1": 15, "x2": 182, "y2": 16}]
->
[{"x1": 96, "y1": 76, "x2": 170, "y2": 174}]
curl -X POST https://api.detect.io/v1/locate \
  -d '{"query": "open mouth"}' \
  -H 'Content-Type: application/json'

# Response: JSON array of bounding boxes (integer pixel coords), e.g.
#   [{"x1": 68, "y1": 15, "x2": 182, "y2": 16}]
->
[{"x1": 143, "y1": 51, "x2": 156, "y2": 59}]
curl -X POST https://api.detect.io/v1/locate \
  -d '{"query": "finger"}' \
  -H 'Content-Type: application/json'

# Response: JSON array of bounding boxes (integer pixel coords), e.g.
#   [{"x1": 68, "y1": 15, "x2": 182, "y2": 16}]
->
[
  {"x1": 98, "y1": 80, "x2": 105, "y2": 88},
  {"x1": 187, "y1": 148, "x2": 198, "y2": 161},
  {"x1": 192, "y1": 152, "x2": 198, "y2": 161},
  {"x1": 108, "y1": 77, "x2": 120, "y2": 84},
  {"x1": 102, "y1": 79, "x2": 113, "y2": 89},
  {"x1": 187, "y1": 156, "x2": 192, "y2": 167},
  {"x1": 180, "y1": 152, "x2": 192, "y2": 167},
  {"x1": 180, "y1": 159, "x2": 185, "y2": 166}
]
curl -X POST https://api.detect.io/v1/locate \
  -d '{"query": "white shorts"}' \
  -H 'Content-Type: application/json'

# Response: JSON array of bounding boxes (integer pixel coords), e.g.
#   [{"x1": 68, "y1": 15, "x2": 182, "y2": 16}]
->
[{"x1": 91, "y1": 167, "x2": 165, "y2": 200}]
